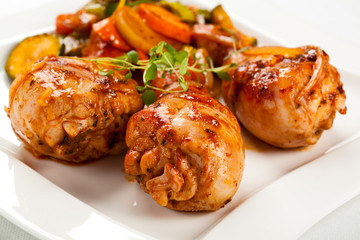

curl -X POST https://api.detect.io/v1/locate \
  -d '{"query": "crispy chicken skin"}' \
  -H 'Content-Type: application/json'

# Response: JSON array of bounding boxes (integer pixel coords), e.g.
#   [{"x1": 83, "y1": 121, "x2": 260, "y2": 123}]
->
[
  {"x1": 223, "y1": 46, "x2": 347, "y2": 148},
  {"x1": 6, "y1": 56, "x2": 143, "y2": 162},
  {"x1": 124, "y1": 49, "x2": 245, "y2": 211}
]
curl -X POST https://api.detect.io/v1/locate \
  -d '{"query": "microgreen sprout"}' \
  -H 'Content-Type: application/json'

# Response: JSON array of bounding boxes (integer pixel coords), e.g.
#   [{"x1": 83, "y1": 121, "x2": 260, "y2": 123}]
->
[
  {"x1": 221, "y1": 27, "x2": 250, "y2": 61},
  {"x1": 71, "y1": 41, "x2": 238, "y2": 105}
]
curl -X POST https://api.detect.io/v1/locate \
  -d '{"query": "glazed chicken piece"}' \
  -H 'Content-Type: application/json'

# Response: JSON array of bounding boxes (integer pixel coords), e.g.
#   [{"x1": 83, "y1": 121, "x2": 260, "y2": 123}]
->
[
  {"x1": 124, "y1": 50, "x2": 245, "y2": 211},
  {"x1": 125, "y1": 86, "x2": 244, "y2": 211},
  {"x1": 222, "y1": 46, "x2": 347, "y2": 148},
  {"x1": 6, "y1": 56, "x2": 143, "y2": 163}
]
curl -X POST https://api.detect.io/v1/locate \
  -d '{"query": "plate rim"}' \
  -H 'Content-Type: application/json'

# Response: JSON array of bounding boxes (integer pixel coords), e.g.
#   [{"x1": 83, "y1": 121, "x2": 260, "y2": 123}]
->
[{"x1": 1, "y1": 0, "x2": 359, "y2": 239}]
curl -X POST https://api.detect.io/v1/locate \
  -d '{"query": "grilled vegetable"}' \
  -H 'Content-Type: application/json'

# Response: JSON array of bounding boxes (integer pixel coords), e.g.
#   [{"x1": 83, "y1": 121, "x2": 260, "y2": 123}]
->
[
  {"x1": 159, "y1": 1, "x2": 195, "y2": 23},
  {"x1": 62, "y1": 32, "x2": 88, "y2": 56},
  {"x1": 212, "y1": 5, "x2": 257, "y2": 47},
  {"x1": 81, "y1": 31, "x2": 126, "y2": 58},
  {"x1": 114, "y1": 6, "x2": 181, "y2": 53},
  {"x1": 55, "y1": 10, "x2": 99, "y2": 36},
  {"x1": 211, "y1": 5, "x2": 234, "y2": 29},
  {"x1": 83, "y1": 2, "x2": 106, "y2": 18},
  {"x1": 92, "y1": 17, "x2": 131, "y2": 51},
  {"x1": 5, "y1": 34, "x2": 61, "y2": 79},
  {"x1": 138, "y1": 3, "x2": 192, "y2": 43}
]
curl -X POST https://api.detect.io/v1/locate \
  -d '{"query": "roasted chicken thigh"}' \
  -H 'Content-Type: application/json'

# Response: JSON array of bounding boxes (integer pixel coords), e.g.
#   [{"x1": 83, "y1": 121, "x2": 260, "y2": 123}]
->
[
  {"x1": 125, "y1": 85, "x2": 244, "y2": 211},
  {"x1": 6, "y1": 56, "x2": 143, "y2": 162},
  {"x1": 222, "y1": 46, "x2": 346, "y2": 148},
  {"x1": 124, "y1": 49, "x2": 245, "y2": 211}
]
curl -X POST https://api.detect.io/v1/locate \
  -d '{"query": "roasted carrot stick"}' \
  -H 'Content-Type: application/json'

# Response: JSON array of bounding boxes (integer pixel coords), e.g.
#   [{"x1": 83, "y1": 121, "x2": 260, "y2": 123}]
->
[
  {"x1": 114, "y1": 6, "x2": 182, "y2": 53},
  {"x1": 138, "y1": 3, "x2": 191, "y2": 44}
]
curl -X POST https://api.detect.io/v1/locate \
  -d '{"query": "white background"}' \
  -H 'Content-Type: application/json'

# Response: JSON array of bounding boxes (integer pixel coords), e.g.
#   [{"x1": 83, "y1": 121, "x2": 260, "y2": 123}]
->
[{"x1": 1, "y1": 0, "x2": 359, "y2": 239}]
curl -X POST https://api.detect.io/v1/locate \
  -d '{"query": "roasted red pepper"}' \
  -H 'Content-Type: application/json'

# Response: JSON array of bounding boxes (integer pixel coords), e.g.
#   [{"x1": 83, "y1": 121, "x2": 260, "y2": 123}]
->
[
  {"x1": 92, "y1": 17, "x2": 131, "y2": 51},
  {"x1": 56, "y1": 10, "x2": 98, "y2": 35}
]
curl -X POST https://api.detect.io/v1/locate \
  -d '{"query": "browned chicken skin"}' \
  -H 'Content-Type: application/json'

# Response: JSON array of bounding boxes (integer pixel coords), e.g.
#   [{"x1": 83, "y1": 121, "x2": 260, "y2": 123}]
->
[
  {"x1": 124, "y1": 49, "x2": 245, "y2": 211},
  {"x1": 223, "y1": 46, "x2": 346, "y2": 148},
  {"x1": 6, "y1": 56, "x2": 143, "y2": 162}
]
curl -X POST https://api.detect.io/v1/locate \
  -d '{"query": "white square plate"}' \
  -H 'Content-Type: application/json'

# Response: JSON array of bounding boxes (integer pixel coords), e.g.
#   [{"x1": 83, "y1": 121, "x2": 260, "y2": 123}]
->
[{"x1": 1, "y1": 1, "x2": 360, "y2": 239}]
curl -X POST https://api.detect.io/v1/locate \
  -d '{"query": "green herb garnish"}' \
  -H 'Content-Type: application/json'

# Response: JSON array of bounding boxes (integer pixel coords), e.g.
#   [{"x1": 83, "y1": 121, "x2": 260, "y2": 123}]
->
[
  {"x1": 221, "y1": 27, "x2": 251, "y2": 61},
  {"x1": 141, "y1": 89, "x2": 157, "y2": 106},
  {"x1": 126, "y1": 0, "x2": 157, "y2": 7},
  {"x1": 71, "y1": 41, "x2": 237, "y2": 105}
]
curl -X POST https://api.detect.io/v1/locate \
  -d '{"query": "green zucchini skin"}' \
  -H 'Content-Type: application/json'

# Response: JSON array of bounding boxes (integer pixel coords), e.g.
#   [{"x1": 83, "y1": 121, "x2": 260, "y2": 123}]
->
[{"x1": 5, "y1": 34, "x2": 61, "y2": 79}]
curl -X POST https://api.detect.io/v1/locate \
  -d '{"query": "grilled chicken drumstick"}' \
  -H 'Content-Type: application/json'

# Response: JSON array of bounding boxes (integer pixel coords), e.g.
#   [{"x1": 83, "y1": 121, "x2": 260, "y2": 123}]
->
[
  {"x1": 222, "y1": 46, "x2": 346, "y2": 148},
  {"x1": 124, "y1": 49, "x2": 245, "y2": 211},
  {"x1": 6, "y1": 56, "x2": 143, "y2": 163}
]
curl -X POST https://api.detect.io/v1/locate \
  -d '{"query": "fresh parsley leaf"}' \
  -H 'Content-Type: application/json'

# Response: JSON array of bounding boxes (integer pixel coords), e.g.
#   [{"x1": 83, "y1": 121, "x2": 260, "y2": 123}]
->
[
  {"x1": 216, "y1": 71, "x2": 231, "y2": 81},
  {"x1": 99, "y1": 69, "x2": 114, "y2": 76},
  {"x1": 142, "y1": 89, "x2": 157, "y2": 106},
  {"x1": 125, "y1": 71, "x2": 132, "y2": 79},
  {"x1": 156, "y1": 41, "x2": 165, "y2": 54},
  {"x1": 179, "y1": 57, "x2": 188, "y2": 75},
  {"x1": 126, "y1": 50, "x2": 139, "y2": 64},
  {"x1": 174, "y1": 50, "x2": 188, "y2": 64},
  {"x1": 136, "y1": 86, "x2": 146, "y2": 92},
  {"x1": 145, "y1": 63, "x2": 158, "y2": 81},
  {"x1": 164, "y1": 43, "x2": 176, "y2": 56},
  {"x1": 162, "y1": 52, "x2": 174, "y2": 66},
  {"x1": 149, "y1": 46, "x2": 157, "y2": 56}
]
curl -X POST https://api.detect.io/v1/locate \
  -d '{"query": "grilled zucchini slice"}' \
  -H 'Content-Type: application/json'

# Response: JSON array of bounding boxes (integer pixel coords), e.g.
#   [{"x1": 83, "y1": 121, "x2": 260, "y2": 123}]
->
[{"x1": 5, "y1": 34, "x2": 61, "y2": 79}]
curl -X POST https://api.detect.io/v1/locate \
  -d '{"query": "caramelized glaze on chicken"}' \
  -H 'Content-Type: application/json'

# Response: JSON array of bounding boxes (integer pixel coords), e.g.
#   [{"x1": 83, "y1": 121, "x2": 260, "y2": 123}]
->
[
  {"x1": 125, "y1": 86, "x2": 244, "y2": 211},
  {"x1": 124, "y1": 49, "x2": 245, "y2": 211},
  {"x1": 6, "y1": 56, "x2": 143, "y2": 162},
  {"x1": 222, "y1": 46, "x2": 346, "y2": 148}
]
